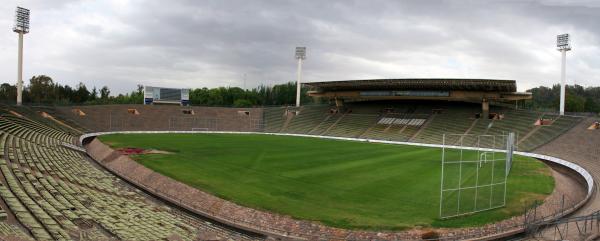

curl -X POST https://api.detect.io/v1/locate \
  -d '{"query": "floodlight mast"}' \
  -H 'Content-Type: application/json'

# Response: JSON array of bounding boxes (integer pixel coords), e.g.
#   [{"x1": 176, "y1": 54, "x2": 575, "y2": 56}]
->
[
  {"x1": 295, "y1": 47, "x2": 306, "y2": 107},
  {"x1": 13, "y1": 6, "x2": 30, "y2": 106},
  {"x1": 557, "y1": 34, "x2": 571, "y2": 115}
]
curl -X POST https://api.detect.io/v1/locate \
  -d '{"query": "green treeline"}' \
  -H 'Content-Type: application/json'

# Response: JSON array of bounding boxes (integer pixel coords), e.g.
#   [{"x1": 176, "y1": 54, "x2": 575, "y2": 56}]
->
[
  {"x1": 524, "y1": 84, "x2": 600, "y2": 113},
  {"x1": 0, "y1": 75, "x2": 598, "y2": 112},
  {"x1": 0, "y1": 75, "x2": 315, "y2": 107},
  {"x1": 188, "y1": 82, "x2": 314, "y2": 107}
]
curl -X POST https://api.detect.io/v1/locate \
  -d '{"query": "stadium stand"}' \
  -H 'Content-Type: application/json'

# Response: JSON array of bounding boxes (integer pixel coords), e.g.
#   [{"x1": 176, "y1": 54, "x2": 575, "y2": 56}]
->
[
  {"x1": 533, "y1": 118, "x2": 600, "y2": 239},
  {"x1": 32, "y1": 101, "x2": 581, "y2": 152},
  {"x1": 31, "y1": 106, "x2": 91, "y2": 134},
  {"x1": 262, "y1": 107, "x2": 286, "y2": 133},
  {"x1": 50, "y1": 105, "x2": 263, "y2": 132},
  {"x1": 359, "y1": 108, "x2": 429, "y2": 141},
  {"x1": 51, "y1": 101, "x2": 582, "y2": 151},
  {"x1": 0, "y1": 109, "x2": 264, "y2": 240},
  {"x1": 284, "y1": 105, "x2": 330, "y2": 134},
  {"x1": 412, "y1": 104, "x2": 478, "y2": 144},
  {"x1": 0, "y1": 96, "x2": 586, "y2": 240},
  {"x1": 308, "y1": 112, "x2": 344, "y2": 135},
  {"x1": 0, "y1": 222, "x2": 32, "y2": 240},
  {"x1": 323, "y1": 113, "x2": 379, "y2": 138},
  {"x1": 519, "y1": 114, "x2": 582, "y2": 151},
  {"x1": 256, "y1": 101, "x2": 582, "y2": 151}
]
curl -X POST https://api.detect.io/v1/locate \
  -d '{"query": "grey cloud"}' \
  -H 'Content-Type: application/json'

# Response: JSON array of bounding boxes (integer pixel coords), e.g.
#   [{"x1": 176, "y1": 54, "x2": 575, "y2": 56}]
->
[{"x1": 0, "y1": 0, "x2": 599, "y2": 94}]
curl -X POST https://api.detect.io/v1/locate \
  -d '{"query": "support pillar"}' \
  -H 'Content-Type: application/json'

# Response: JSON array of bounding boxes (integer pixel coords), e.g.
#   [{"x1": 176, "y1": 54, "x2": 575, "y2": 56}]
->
[
  {"x1": 295, "y1": 58, "x2": 303, "y2": 107},
  {"x1": 335, "y1": 98, "x2": 344, "y2": 108},
  {"x1": 559, "y1": 50, "x2": 566, "y2": 115},
  {"x1": 482, "y1": 98, "x2": 489, "y2": 119},
  {"x1": 335, "y1": 98, "x2": 345, "y2": 113},
  {"x1": 17, "y1": 32, "x2": 24, "y2": 106}
]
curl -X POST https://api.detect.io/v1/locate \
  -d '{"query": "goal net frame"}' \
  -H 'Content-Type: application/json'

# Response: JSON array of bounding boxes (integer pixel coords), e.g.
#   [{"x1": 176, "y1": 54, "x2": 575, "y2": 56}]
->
[{"x1": 439, "y1": 133, "x2": 515, "y2": 219}]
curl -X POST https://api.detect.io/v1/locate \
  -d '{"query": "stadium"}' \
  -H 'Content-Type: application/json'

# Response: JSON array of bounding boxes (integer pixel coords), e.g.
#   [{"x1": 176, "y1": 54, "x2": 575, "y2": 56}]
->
[
  {"x1": 0, "y1": 76, "x2": 596, "y2": 241},
  {"x1": 2, "y1": 2, "x2": 600, "y2": 241}
]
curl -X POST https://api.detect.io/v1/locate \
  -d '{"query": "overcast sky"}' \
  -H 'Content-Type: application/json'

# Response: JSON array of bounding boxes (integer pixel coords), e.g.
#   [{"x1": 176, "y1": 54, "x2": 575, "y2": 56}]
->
[{"x1": 1, "y1": 0, "x2": 599, "y2": 94}]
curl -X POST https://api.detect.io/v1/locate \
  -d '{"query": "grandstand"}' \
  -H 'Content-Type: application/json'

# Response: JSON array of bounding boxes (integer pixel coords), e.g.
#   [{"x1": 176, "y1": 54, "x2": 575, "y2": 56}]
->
[
  {"x1": 52, "y1": 105, "x2": 263, "y2": 132},
  {"x1": 255, "y1": 99, "x2": 581, "y2": 151},
  {"x1": 0, "y1": 107, "x2": 264, "y2": 240},
  {"x1": 49, "y1": 79, "x2": 580, "y2": 150},
  {"x1": 536, "y1": 117, "x2": 600, "y2": 216},
  {"x1": 0, "y1": 79, "x2": 594, "y2": 240},
  {"x1": 40, "y1": 80, "x2": 579, "y2": 152}
]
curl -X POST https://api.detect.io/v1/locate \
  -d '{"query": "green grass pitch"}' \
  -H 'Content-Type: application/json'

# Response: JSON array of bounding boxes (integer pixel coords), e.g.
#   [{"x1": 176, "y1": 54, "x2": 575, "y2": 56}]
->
[{"x1": 99, "y1": 133, "x2": 554, "y2": 230}]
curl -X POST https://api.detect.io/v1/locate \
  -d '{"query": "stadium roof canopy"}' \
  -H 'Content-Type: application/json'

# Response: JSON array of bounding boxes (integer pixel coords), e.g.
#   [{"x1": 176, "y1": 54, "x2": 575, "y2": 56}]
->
[
  {"x1": 305, "y1": 78, "x2": 517, "y2": 92},
  {"x1": 304, "y1": 78, "x2": 531, "y2": 103}
]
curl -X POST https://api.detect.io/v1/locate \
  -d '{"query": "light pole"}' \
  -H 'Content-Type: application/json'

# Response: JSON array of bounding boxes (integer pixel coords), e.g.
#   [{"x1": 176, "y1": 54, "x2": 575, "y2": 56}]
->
[
  {"x1": 295, "y1": 47, "x2": 306, "y2": 107},
  {"x1": 13, "y1": 6, "x2": 30, "y2": 106},
  {"x1": 556, "y1": 34, "x2": 571, "y2": 115}
]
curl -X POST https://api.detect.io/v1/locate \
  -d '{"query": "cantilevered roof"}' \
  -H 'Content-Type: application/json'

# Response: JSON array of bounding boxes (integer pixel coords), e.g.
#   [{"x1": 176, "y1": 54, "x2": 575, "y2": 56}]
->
[{"x1": 304, "y1": 79, "x2": 517, "y2": 92}]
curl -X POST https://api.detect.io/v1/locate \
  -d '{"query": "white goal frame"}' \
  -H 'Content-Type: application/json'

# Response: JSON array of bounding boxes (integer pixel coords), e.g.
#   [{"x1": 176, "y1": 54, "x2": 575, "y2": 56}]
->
[{"x1": 439, "y1": 133, "x2": 515, "y2": 219}]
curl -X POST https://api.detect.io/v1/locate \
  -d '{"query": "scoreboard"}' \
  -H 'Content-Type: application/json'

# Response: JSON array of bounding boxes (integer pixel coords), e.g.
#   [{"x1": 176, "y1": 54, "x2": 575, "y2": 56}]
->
[{"x1": 144, "y1": 86, "x2": 190, "y2": 106}]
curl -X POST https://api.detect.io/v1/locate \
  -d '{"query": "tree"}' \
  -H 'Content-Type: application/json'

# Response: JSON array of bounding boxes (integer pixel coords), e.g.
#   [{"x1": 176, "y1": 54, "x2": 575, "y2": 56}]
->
[
  {"x1": 100, "y1": 86, "x2": 110, "y2": 100},
  {"x1": 56, "y1": 84, "x2": 74, "y2": 103},
  {"x1": 585, "y1": 97, "x2": 600, "y2": 113},
  {"x1": 233, "y1": 99, "x2": 253, "y2": 107},
  {"x1": 128, "y1": 84, "x2": 144, "y2": 104},
  {"x1": 90, "y1": 87, "x2": 98, "y2": 101},
  {"x1": 72, "y1": 82, "x2": 90, "y2": 103},
  {"x1": 29, "y1": 75, "x2": 54, "y2": 103},
  {"x1": 190, "y1": 88, "x2": 210, "y2": 105},
  {"x1": 527, "y1": 84, "x2": 600, "y2": 113},
  {"x1": 0, "y1": 83, "x2": 17, "y2": 102},
  {"x1": 565, "y1": 92, "x2": 585, "y2": 112}
]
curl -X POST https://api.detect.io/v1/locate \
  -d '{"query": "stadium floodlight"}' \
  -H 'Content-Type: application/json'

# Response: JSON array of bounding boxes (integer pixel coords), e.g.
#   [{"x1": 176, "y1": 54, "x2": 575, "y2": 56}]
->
[
  {"x1": 13, "y1": 7, "x2": 30, "y2": 33},
  {"x1": 295, "y1": 47, "x2": 306, "y2": 60},
  {"x1": 557, "y1": 33, "x2": 571, "y2": 115},
  {"x1": 295, "y1": 47, "x2": 306, "y2": 107},
  {"x1": 557, "y1": 34, "x2": 571, "y2": 50},
  {"x1": 13, "y1": 6, "x2": 30, "y2": 106}
]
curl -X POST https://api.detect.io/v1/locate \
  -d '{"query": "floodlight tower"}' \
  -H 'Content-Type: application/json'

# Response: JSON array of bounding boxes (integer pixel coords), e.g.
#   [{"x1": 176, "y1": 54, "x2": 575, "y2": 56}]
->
[
  {"x1": 13, "y1": 6, "x2": 30, "y2": 106},
  {"x1": 557, "y1": 34, "x2": 571, "y2": 115},
  {"x1": 295, "y1": 47, "x2": 306, "y2": 107}
]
